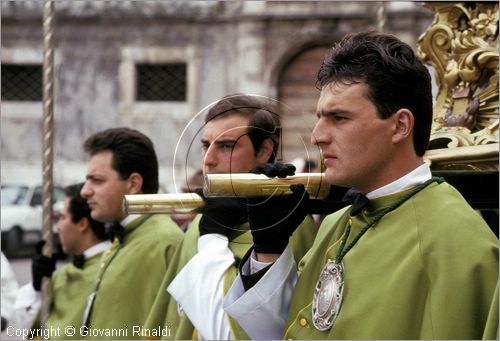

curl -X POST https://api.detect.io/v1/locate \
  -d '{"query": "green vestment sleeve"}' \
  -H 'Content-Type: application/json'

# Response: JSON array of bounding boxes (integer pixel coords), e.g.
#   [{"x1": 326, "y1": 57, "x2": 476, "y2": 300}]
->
[{"x1": 144, "y1": 215, "x2": 201, "y2": 340}]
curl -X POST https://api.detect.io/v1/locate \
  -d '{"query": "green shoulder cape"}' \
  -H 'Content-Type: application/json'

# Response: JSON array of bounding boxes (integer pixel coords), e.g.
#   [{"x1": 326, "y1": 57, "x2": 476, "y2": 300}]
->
[
  {"x1": 83, "y1": 214, "x2": 183, "y2": 340},
  {"x1": 284, "y1": 183, "x2": 498, "y2": 339}
]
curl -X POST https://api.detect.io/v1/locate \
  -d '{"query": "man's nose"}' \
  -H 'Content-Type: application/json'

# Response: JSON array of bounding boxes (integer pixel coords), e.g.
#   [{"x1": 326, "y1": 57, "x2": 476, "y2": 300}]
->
[
  {"x1": 203, "y1": 147, "x2": 217, "y2": 169},
  {"x1": 311, "y1": 119, "x2": 329, "y2": 146},
  {"x1": 80, "y1": 181, "x2": 91, "y2": 198}
]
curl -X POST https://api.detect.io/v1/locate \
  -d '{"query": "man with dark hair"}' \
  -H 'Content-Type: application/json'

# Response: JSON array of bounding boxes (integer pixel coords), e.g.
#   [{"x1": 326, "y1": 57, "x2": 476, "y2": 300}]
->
[
  {"x1": 224, "y1": 32, "x2": 498, "y2": 339},
  {"x1": 61, "y1": 184, "x2": 109, "y2": 245},
  {"x1": 80, "y1": 127, "x2": 183, "y2": 339},
  {"x1": 203, "y1": 94, "x2": 281, "y2": 164},
  {"x1": 144, "y1": 94, "x2": 317, "y2": 339},
  {"x1": 12, "y1": 183, "x2": 111, "y2": 339}
]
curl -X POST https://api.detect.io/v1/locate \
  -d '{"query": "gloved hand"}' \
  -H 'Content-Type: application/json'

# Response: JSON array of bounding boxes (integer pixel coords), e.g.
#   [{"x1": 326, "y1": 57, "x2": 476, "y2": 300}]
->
[
  {"x1": 305, "y1": 184, "x2": 351, "y2": 215},
  {"x1": 247, "y1": 163, "x2": 309, "y2": 254},
  {"x1": 1, "y1": 316, "x2": 6, "y2": 332},
  {"x1": 195, "y1": 188, "x2": 247, "y2": 239},
  {"x1": 31, "y1": 241, "x2": 56, "y2": 291},
  {"x1": 250, "y1": 162, "x2": 296, "y2": 178},
  {"x1": 248, "y1": 184, "x2": 309, "y2": 254}
]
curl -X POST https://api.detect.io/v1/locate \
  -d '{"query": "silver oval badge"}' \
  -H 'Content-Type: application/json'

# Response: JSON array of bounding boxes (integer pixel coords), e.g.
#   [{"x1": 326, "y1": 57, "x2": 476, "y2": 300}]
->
[{"x1": 312, "y1": 260, "x2": 344, "y2": 331}]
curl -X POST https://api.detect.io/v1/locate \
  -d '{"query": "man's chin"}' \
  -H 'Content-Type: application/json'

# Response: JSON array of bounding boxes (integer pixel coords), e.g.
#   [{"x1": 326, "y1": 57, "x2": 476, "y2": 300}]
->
[
  {"x1": 324, "y1": 169, "x2": 337, "y2": 184},
  {"x1": 90, "y1": 211, "x2": 106, "y2": 223},
  {"x1": 324, "y1": 171, "x2": 348, "y2": 187}
]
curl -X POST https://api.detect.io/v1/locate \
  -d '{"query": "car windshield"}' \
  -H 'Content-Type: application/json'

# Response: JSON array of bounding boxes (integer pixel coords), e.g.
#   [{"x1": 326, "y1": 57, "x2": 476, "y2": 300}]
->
[{"x1": 1, "y1": 185, "x2": 29, "y2": 206}]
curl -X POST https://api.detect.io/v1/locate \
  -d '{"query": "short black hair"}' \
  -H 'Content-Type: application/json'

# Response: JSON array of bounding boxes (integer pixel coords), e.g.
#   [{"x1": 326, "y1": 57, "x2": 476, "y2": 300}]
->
[
  {"x1": 317, "y1": 31, "x2": 433, "y2": 156},
  {"x1": 83, "y1": 127, "x2": 159, "y2": 194},
  {"x1": 205, "y1": 94, "x2": 281, "y2": 162},
  {"x1": 64, "y1": 183, "x2": 108, "y2": 241}
]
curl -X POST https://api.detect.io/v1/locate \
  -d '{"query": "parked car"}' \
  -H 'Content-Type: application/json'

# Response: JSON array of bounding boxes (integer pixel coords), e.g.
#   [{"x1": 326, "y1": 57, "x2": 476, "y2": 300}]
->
[{"x1": 1, "y1": 182, "x2": 64, "y2": 257}]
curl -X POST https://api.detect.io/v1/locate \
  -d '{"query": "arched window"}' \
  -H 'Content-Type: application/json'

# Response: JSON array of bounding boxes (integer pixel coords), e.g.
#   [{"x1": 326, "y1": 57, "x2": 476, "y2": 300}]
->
[{"x1": 277, "y1": 46, "x2": 331, "y2": 162}]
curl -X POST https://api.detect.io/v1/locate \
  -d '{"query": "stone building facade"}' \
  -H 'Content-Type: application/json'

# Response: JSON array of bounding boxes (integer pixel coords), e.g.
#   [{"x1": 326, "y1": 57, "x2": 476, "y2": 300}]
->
[{"x1": 1, "y1": 1, "x2": 433, "y2": 191}]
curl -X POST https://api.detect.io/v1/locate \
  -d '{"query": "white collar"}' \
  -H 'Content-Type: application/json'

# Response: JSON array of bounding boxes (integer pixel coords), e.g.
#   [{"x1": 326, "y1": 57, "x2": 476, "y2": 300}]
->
[
  {"x1": 365, "y1": 163, "x2": 432, "y2": 200},
  {"x1": 83, "y1": 240, "x2": 112, "y2": 258},
  {"x1": 120, "y1": 214, "x2": 141, "y2": 228}
]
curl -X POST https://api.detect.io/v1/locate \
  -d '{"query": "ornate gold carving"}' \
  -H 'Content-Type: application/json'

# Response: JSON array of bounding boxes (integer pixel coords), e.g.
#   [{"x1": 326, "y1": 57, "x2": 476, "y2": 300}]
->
[{"x1": 418, "y1": 2, "x2": 499, "y2": 170}]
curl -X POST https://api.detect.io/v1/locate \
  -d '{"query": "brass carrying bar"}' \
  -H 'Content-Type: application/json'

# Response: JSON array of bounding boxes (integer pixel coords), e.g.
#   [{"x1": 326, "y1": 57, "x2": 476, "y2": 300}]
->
[
  {"x1": 124, "y1": 193, "x2": 205, "y2": 215},
  {"x1": 203, "y1": 172, "x2": 330, "y2": 199},
  {"x1": 123, "y1": 173, "x2": 331, "y2": 215}
]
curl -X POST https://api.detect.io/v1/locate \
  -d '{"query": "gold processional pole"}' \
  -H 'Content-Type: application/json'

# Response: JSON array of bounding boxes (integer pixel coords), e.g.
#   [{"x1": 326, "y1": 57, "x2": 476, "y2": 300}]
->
[
  {"x1": 124, "y1": 173, "x2": 330, "y2": 214},
  {"x1": 40, "y1": 0, "x2": 56, "y2": 331}
]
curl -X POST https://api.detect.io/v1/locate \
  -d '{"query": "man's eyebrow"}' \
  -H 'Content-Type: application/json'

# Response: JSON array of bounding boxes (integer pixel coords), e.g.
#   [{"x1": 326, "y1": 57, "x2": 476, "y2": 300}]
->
[
  {"x1": 316, "y1": 110, "x2": 345, "y2": 118},
  {"x1": 214, "y1": 139, "x2": 237, "y2": 145},
  {"x1": 85, "y1": 174, "x2": 103, "y2": 180},
  {"x1": 200, "y1": 138, "x2": 237, "y2": 146}
]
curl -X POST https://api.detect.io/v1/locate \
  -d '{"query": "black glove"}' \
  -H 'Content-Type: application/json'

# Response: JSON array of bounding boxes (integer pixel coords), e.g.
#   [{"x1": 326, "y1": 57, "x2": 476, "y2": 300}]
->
[
  {"x1": 247, "y1": 162, "x2": 309, "y2": 254},
  {"x1": 31, "y1": 241, "x2": 56, "y2": 291},
  {"x1": 250, "y1": 162, "x2": 352, "y2": 216},
  {"x1": 1, "y1": 316, "x2": 7, "y2": 332},
  {"x1": 250, "y1": 163, "x2": 296, "y2": 178},
  {"x1": 248, "y1": 183, "x2": 309, "y2": 254},
  {"x1": 305, "y1": 184, "x2": 351, "y2": 215},
  {"x1": 195, "y1": 188, "x2": 247, "y2": 239}
]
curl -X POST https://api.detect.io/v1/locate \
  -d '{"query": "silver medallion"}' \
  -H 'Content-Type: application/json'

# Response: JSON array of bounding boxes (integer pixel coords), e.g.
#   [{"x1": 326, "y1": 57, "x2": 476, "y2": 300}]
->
[{"x1": 312, "y1": 260, "x2": 344, "y2": 331}]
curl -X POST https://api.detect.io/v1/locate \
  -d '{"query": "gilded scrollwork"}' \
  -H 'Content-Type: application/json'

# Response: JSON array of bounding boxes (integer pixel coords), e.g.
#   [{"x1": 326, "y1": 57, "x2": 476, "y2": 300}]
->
[{"x1": 418, "y1": 2, "x2": 499, "y2": 169}]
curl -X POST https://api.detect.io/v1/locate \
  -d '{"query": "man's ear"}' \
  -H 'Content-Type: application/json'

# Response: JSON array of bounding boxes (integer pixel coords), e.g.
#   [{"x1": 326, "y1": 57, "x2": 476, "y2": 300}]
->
[
  {"x1": 392, "y1": 108, "x2": 414, "y2": 144},
  {"x1": 256, "y1": 138, "x2": 274, "y2": 164},
  {"x1": 126, "y1": 172, "x2": 144, "y2": 194},
  {"x1": 78, "y1": 217, "x2": 90, "y2": 233}
]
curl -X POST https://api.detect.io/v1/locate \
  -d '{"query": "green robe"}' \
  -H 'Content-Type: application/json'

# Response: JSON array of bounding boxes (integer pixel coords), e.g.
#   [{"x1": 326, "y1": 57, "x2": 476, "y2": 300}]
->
[
  {"x1": 82, "y1": 214, "x2": 183, "y2": 340},
  {"x1": 40, "y1": 252, "x2": 103, "y2": 339},
  {"x1": 144, "y1": 214, "x2": 317, "y2": 339},
  {"x1": 284, "y1": 182, "x2": 498, "y2": 339}
]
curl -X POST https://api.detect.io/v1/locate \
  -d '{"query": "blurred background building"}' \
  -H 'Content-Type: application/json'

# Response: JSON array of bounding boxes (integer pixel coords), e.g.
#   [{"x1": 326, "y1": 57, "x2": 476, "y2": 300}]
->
[{"x1": 1, "y1": 1, "x2": 434, "y2": 192}]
